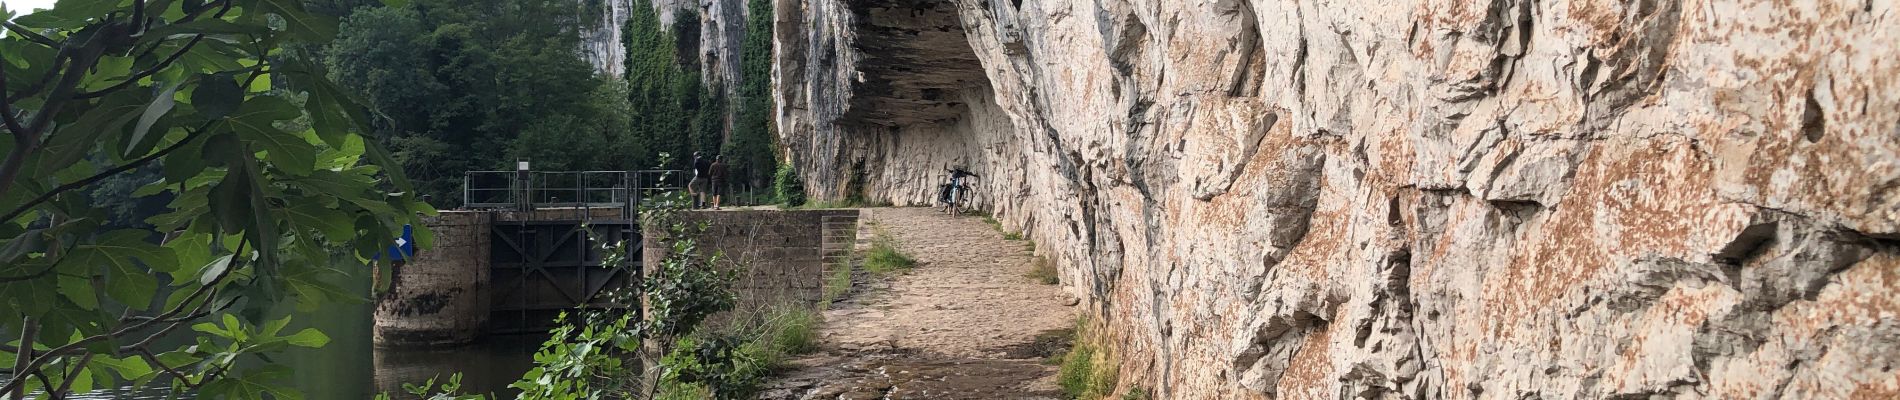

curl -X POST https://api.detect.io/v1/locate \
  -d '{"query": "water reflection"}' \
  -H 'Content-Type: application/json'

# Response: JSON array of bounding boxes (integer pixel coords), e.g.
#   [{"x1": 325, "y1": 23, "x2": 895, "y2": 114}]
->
[
  {"x1": 5, "y1": 271, "x2": 544, "y2": 398},
  {"x1": 372, "y1": 335, "x2": 544, "y2": 399},
  {"x1": 0, "y1": 381, "x2": 174, "y2": 399},
  {"x1": 4, "y1": 335, "x2": 543, "y2": 400}
]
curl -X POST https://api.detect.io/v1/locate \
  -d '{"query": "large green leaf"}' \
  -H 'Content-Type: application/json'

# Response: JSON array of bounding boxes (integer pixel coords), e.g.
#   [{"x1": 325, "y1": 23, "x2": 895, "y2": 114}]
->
[
  {"x1": 0, "y1": 269, "x2": 59, "y2": 320},
  {"x1": 360, "y1": 136, "x2": 413, "y2": 191},
  {"x1": 80, "y1": 55, "x2": 134, "y2": 91},
  {"x1": 37, "y1": 301, "x2": 111, "y2": 349},
  {"x1": 281, "y1": 63, "x2": 357, "y2": 147},
  {"x1": 200, "y1": 365, "x2": 303, "y2": 400},
  {"x1": 1, "y1": 39, "x2": 59, "y2": 85},
  {"x1": 174, "y1": 40, "x2": 250, "y2": 72},
  {"x1": 314, "y1": 135, "x2": 366, "y2": 171},
  {"x1": 56, "y1": 274, "x2": 99, "y2": 310},
  {"x1": 192, "y1": 74, "x2": 243, "y2": 120},
  {"x1": 125, "y1": 79, "x2": 185, "y2": 158},
  {"x1": 0, "y1": 227, "x2": 45, "y2": 264},
  {"x1": 282, "y1": 328, "x2": 328, "y2": 348},
  {"x1": 208, "y1": 158, "x2": 253, "y2": 235},
  {"x1": 91, "y1": 356, "x2": 156, "y2": 382},
  {"x1": 154, "y1": 133, "x2": 211, "y2": 185},
  {"x1": 283, "y1": 202, "x2": 352, "y2": 239},
  {"x1": 254, "y1": 0, "x2": 337, "y2": 41},
  {"x1": 196, "y1": 254, "x2": 235, "y2": 285},
  {"x1": 70, "y1": 230, "x2": 177, "y2": 307},
  {"x1": 163, "y1": 232, "x2": 217, "y2": 279},
  {"x1": 11, "y1": 0, "x2": 119, "y2": 30},
  {"x1": 139, "y1": 18, "x2": 270, "y2": 42},
  {"x1": 36, "y1": 92, "x2": 146, "y2": 172},
  {"x1": 231, "y1": 154, "x2": 280, "y2": 275},
  {"x1": 224, "y1": 96, "x2": 315, "y2": 175},
  {"x1": 284, "y1": 267, "x2": 357, "y2": 312}
]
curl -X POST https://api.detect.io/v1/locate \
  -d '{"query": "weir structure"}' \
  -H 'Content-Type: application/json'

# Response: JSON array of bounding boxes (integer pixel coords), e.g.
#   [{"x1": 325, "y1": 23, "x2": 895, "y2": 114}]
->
[{"x1": 372, "y1": 169, "x2": 859, "y2": 347}]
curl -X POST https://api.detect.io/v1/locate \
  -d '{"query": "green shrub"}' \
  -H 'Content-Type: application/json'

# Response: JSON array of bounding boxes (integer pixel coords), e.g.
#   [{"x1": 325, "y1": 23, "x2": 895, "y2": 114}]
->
[
  {"x1": 661, "y1": 306, "x2": 822, "y2": 400},
  {"x1": 1058, "y1": 343, "x2": 1097, "y2": 398},
  {"x1": 763, "y1": 307, "x2": 820, "y2": 356},
  {"x1": 1089, "y1": 359, "x2": 1120, "y2": 399},
  {"x1": 774, "y1": 163, "x2": 806, "y2": 207},
  {"x1": 1055, "y1": 317, "x2": 1119, "y2": 399},
  {"x1": 661, "y1": 335, "x2": 767, "y2": 400}
]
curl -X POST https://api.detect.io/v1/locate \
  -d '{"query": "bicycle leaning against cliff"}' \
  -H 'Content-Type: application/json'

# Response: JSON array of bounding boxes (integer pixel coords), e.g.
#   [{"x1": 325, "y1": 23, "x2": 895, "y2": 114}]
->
[{"x1": 938, "y1": 167, "x2": 979, "y2": 215}]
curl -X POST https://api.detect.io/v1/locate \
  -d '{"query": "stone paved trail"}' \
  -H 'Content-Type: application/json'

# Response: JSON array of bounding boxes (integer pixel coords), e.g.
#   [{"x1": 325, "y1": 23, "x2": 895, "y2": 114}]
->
[{"x1": 761, "y1": 207, "x2": 1076, "y2": 400}]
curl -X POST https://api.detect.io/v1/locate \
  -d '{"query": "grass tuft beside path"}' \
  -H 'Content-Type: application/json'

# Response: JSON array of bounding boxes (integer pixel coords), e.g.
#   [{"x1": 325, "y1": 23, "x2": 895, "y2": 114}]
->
[{"x1": 864, "y1": 226, "x2": 917, "y2": 274}]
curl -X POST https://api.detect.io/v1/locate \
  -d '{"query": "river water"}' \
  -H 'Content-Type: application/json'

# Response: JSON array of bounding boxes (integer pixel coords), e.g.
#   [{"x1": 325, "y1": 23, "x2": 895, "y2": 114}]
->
[
  {"x1": 9, "y1": 271, "x2": 542, "y2": 399},
  {"x1": 13, "y1": 337, "x2": 539, "y2": 399},
  {"x1": 8, "y1": 331, "x2": 538, "y2": 399}
]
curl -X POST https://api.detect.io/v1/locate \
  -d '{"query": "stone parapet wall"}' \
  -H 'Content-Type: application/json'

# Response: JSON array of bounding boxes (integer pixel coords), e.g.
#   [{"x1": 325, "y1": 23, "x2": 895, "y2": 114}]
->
[
  {"x1": 643, "y1": 209, "x2": 859, "y2": 311},
  {"x1": 373, "y1": 211, "x2": 491, "y2": 347}
]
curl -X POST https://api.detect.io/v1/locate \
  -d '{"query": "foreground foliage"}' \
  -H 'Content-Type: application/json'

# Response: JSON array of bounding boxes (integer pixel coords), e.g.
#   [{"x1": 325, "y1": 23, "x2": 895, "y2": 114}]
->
[{"x1": 1, "y1": 0, "x2": 426, "y2": 397}]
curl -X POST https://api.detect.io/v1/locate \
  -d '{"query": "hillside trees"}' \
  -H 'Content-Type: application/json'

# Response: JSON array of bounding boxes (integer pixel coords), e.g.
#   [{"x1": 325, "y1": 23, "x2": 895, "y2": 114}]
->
[
  {"x1": 325, "y1": 0, "x2": 624, "y2": 205},
  {"x1": 321, "y1": 0, "x2": 782, "y2": 206},
  {"x1": 0, "y1": 0, "x2": 427, "y2": 397}
]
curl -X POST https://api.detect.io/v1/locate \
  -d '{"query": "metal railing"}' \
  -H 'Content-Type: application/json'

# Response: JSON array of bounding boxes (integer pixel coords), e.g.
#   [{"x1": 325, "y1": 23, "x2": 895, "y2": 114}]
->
[{"x1": 463, "y1": 170, "x2": 685, "y2": 213}]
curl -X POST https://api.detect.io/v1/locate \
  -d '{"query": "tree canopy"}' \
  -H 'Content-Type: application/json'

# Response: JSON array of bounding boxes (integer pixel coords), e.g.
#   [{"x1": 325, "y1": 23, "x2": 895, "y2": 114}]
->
[
  {"x1": 323, "y1": 0, "x2": 624, "y2": 205},
  {"x1": 1, "y1": 0, "x2": 427, "y2": 397},
  {"x1": 0, "y1": 0, "x2": 787, "y2": 395},
  {"x1": 317, "y1": 0, "x2": 782, "y2": 206}
]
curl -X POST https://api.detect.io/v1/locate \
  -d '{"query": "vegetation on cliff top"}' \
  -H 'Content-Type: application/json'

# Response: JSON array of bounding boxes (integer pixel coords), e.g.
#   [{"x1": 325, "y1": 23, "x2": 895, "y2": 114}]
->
[{"x1": 321, "y1": 0, "x2": 783, "y2": 207}]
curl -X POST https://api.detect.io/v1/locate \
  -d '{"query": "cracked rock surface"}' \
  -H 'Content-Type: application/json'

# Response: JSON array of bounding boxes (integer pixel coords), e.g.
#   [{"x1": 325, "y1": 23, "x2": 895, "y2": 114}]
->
[{"x1": 773, "y1": 0, "x2": 1900, "y2": 398}]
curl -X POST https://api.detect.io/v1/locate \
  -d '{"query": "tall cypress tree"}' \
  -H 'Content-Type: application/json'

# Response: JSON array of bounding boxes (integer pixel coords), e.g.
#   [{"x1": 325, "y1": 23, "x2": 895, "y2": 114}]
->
[
  {"x1": 620, "y1": 0, "x2": 774, "y2": 192},
  {"x1": 622, "y1": 4, "x2": 731, "y2": 171},
  {"x1": 726, "y1": 0, "x2": 778, "y2": 186},
  {"x1": 622, "y1": 3, "x2": 684, "y2": 169}
]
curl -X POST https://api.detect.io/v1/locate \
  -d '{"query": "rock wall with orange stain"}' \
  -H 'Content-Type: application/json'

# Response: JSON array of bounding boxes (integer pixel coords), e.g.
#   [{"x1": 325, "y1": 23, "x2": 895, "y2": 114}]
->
[{"x1": 773, "y1": 0, "x2": 1900, "y2": 397}]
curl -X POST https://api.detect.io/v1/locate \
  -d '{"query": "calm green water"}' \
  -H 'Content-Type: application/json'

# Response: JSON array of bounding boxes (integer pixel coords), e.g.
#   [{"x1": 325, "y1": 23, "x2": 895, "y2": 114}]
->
[
  {"x1": 283, "y1": 269, "x2": 546, "y2": 400},
  {"x1": 12, "y1": 270, "x2": 542, "y2": 399},
  {"x1": 17, "y1": 334, "x2": 540, "y2": 400}
]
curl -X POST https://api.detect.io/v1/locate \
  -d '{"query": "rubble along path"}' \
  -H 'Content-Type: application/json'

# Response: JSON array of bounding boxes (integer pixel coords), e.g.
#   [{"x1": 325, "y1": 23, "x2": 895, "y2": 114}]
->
[{"x1": 761, "y1": 207, "x2": 1076, "y2": 400}]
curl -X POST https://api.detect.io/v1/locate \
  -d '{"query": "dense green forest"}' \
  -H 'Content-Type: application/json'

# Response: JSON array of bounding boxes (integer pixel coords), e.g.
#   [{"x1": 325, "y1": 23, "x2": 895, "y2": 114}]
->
[{"x1": 323, "y1": 0, "x2": 780, "y2": 206}]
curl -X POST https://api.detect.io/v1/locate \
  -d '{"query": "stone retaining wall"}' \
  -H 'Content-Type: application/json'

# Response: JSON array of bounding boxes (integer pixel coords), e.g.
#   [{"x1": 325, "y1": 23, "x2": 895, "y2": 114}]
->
[{"x1": 642, "y1": 209, "x2": 860, "y2": 311}]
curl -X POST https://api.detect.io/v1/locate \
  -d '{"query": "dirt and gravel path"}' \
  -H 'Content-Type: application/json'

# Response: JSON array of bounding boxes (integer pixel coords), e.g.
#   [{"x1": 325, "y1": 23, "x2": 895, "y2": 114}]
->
[{"x1": 762, "y1": 207, "x2": 1076, "y2": 399}]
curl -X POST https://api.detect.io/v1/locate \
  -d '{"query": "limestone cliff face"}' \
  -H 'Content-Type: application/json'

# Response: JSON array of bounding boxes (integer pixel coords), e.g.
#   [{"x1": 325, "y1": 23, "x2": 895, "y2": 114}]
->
[
  {"x1": 774, "y1": 0, "x2": 1900, "y2": 398},
  {"x1": 582, "y1": 0, "x2": 749, "y2": 93}
]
